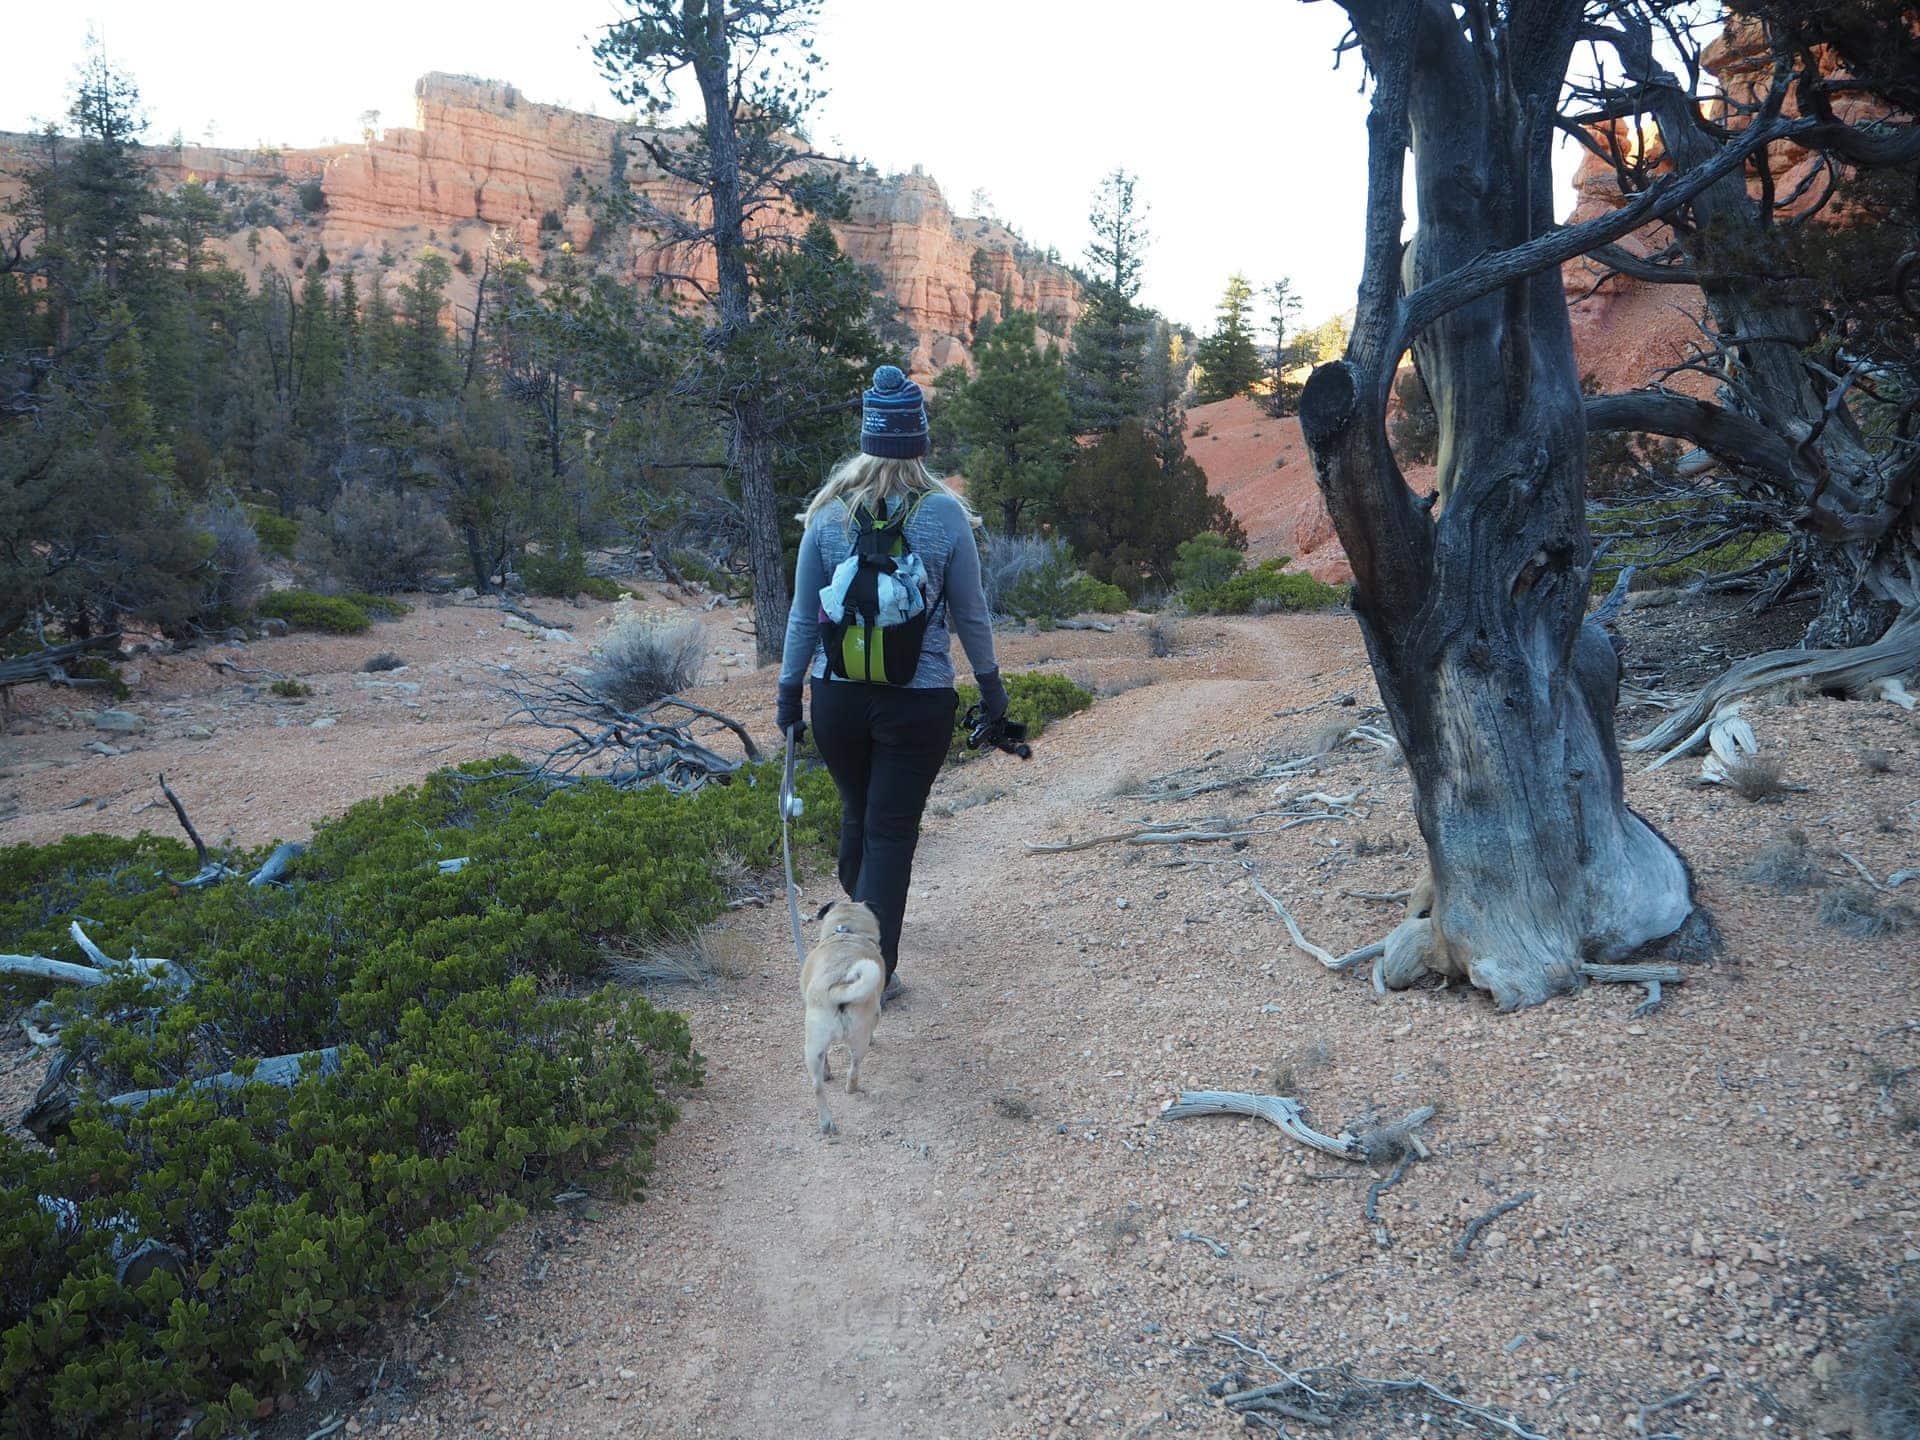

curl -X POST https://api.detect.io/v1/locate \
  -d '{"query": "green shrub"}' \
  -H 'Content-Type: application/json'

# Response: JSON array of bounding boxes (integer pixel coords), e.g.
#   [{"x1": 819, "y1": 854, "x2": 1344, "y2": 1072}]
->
[
  {"x1": 518, "y1": 546, "x2": 589, "y2": 599},
  {"x1": 340, "y1": 592, "x2": 411, "y2": 620},
  {"x1": 257, "y1": 591, "x2": 370, "y2": 635},
  {"x1": 951, "y1": 671, "x2": 1093, "y2": 761},
  {"x1": 296, "y1": 178, "x2": 325, "y2": 212},
  {"x1": 246, "y1": 508, "x2": 299, "y2": 562},
  {"x1": 68, "y1": 657, "x2": 130, "y2": 701},
  {"x1": 1185, "y1": 558, "x2": 1344, "y2": 615},
  {"x1": 0, "y1": 760, "x2": 839, "y2": 1438},
  {"x1": 1173, "y1": 533, "x2": 1244, "y2": 594},
  {"x1": 580, "y1": 575, "x2": 628, "y2": 602},
  {"x1": 267, "y1": 679, "x2": 312, "y2": 699},
  {"x1": 1065, "y1": 575, "x2": 1130, "y2": 614}
]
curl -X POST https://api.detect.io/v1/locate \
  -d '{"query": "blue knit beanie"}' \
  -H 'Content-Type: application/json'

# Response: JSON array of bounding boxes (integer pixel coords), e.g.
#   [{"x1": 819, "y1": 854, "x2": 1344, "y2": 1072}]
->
[{"x1": 860, "y1": 364, "x2": 929, "y2": 458}]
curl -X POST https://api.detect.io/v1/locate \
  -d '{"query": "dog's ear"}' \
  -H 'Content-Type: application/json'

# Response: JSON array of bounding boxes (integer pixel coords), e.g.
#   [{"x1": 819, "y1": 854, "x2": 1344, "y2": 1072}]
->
[{"x1": 813, "y1": 900, "x2": 837, "y2": 923}]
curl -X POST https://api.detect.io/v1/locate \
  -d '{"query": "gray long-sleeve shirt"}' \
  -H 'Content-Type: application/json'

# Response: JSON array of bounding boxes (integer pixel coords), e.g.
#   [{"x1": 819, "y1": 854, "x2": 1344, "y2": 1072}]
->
[{"x1": 779, "y1": 491, "x2": 999, "y2": 691}]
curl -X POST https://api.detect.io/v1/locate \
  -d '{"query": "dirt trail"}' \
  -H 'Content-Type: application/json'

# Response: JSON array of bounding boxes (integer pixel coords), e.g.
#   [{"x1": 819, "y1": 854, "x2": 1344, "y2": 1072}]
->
[{"x1": 387, "y1": 626, "x2": 1327, "y2": 1440}]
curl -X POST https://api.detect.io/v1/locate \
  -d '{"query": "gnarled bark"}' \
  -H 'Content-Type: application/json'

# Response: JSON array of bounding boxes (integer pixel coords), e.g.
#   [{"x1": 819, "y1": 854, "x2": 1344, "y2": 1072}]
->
[{"x1": 1300, "y1": 0, "x2": 1694, "y2": 1008}]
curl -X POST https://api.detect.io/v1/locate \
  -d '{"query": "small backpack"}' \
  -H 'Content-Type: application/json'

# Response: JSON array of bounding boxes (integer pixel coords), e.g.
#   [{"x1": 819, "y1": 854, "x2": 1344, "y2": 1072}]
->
[{"x1": 818, "y1": 495, "x2": 938, "y2": 685}]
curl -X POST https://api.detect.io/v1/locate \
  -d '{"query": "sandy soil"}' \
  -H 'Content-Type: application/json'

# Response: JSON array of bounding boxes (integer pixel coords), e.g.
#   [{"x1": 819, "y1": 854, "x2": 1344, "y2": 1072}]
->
[{"x1": 5, "y1": 595, "x2": 1919, "y2": 1440}]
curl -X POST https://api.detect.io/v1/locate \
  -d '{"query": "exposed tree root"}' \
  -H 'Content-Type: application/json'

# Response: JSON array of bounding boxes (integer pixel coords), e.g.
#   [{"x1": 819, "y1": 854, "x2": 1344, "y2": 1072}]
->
[
  {"x1": 1238, "y1": 859, "x2": 1385, "y2": 972},
  {"x1": 1455, "y1": 1191, "x2": 1535, "y2": 1260}
]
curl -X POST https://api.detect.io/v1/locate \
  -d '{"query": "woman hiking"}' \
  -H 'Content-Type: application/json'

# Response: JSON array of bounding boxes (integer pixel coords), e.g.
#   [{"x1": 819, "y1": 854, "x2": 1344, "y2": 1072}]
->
[{"x1": 776, "y1": 364, "x2": 1007, "y2": 1001}]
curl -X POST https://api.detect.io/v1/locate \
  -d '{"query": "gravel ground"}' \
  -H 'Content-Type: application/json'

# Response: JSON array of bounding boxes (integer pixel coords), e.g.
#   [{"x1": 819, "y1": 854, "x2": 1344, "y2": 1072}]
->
[{"x1": 5, "y1": 597, "x2": 1918, "y2": 1440}]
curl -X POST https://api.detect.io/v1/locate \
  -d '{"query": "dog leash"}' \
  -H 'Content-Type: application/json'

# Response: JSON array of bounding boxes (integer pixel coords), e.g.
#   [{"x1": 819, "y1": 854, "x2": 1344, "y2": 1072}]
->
[{"x1": 779, "y1": 727, "x2": 808, "y2": 971}]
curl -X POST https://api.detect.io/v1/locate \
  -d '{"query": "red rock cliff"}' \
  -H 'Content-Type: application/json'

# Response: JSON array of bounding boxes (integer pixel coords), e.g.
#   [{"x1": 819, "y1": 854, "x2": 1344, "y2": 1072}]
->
[{"x1": 0, "y1": 73, "x2": 1079, "y2": 379}]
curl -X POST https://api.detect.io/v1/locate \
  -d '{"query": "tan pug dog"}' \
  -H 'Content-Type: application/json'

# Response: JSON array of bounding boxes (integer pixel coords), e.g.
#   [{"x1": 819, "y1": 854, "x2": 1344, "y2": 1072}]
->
[{"x1": 799, "y1": 900, "x2": 885, "y2": 1134}]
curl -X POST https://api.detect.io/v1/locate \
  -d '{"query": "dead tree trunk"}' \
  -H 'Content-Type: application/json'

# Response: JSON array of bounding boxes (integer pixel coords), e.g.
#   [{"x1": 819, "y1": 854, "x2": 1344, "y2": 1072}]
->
[
  {"x1": 689, "y1": 13, "x2": 790, "y2": 666},
  {"x1": 1300, "y1": 0, "x2": 1698, "y2": 1007}
]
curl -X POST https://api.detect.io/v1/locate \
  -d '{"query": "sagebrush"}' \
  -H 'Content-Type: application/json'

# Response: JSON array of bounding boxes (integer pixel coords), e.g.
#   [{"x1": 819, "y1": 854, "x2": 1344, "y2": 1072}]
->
[{"x1": 589, "y1": 617, "x2": 706, "y2": 709}]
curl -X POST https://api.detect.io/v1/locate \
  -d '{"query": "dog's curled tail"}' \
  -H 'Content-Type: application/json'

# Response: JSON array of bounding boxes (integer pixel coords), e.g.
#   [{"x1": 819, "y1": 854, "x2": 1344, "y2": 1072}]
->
[{"x1": 827, "y1": 958, "x2": 883, "y2": 1007}]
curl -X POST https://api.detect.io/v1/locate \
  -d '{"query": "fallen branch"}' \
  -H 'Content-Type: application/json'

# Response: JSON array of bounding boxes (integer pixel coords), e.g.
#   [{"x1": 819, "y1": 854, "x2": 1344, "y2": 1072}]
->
[
  {"x1": 0, "y1": 922, "x2": 186, "y2": 990},
  {"x1": 1176, "y1": 1228, "x2": 1229, "y2": 1258},
  {"x1": 1455, "y1": 1191, "x2": 1535, "y2": 1260},
  {"x1": 1024, "y1": 817, "x2": 1258, "y2": 854},
  {"x1": 0, "y1": 633, "x2": 121, "y2": 691},
  {"x1": 247, "y1": 841, "x2": 304, "y2": 887},
  {"x1": 207, "y1": 657, "x2": 287, "y2": 682},
  {"x1": 500, "y1": 600, "x2": 572, "y2": 631},
  {"x1": 158, "y1": 774, "x2": 238, "y2": 887},
  {"x1": 107, "y1": 1046, "x2": 342, "y2": 1113},
  {"x1": 1630, "y1": 609, "x2": 1920, "y2": 759},
  {"x1": 1161, "y1": 1090, "x2": 1434, "y2": 1164},
  {"x1": 1206, "y1": 1334, "x2": 1547, "y2": 1438},
  {"x1": 1054, "y1": 618, "x2": 1115, "y2": 632},
  {"x1": 1581, "y1": 961, "x2": 1686, "y2": 1017}
]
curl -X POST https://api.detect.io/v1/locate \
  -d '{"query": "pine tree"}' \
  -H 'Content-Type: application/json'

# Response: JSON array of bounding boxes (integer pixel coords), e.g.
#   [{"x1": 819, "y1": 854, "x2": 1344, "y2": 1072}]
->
[
  {"x1": 397, "y1": 254, "x2": 454, "y2": 400},
  {"x1": 934, "y1": 310, "x2": 1072, "y2": 534},
  {"x1": 1263, "y1": 279, "x2": 1303, "y2": 415},
  {"x1": 1140, "y1": 318, "x2": 1193, "y2": 474},
  {"x1": 1192, "y1": 273, "x2": 1263, "y2": 404},
  {"x1": 1065, "y1": 169, "x2": 1150, "y2": 434},
  {"x1": 1057, "y1": 422, "x2": 1243, "y2": 596}
]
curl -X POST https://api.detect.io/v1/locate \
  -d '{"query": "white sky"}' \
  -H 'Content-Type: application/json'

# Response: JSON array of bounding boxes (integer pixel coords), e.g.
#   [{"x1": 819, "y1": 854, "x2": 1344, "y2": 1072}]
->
[{"x1": 1, "y1": 0, "x2": 1586, "y2": 332}]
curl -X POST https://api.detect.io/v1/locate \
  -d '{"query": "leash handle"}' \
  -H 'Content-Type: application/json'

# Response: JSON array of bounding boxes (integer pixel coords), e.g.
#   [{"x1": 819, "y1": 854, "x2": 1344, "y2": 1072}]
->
[{"x1": 780, "y1": 727, "x2": 808, "y2": 971}]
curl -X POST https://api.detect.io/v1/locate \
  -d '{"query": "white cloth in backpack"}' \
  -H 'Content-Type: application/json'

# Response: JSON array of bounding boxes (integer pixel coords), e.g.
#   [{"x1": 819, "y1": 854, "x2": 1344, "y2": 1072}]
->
[{"x1": 819, "y1": 551, "x2": 930, "y2": 628}]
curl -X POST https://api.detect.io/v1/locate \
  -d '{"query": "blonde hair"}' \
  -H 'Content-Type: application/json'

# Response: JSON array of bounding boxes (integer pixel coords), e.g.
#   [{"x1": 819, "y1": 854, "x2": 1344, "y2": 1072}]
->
[{"x1": 798, "y1": 453, "x2": 979, "y2": 531}]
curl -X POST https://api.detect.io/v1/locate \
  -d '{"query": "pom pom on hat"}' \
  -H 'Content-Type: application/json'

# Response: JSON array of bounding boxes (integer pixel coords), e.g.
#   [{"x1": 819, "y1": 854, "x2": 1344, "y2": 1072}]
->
[{"x1": 860, "y1": 363, "x2": 928, "y2": 458}]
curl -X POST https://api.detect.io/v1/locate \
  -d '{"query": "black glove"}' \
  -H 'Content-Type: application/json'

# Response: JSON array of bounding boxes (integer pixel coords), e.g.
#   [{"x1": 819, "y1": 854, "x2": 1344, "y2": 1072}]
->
[
  {"x1": 776, "y1": 681, "x2": 805, "y2": 742},
  {"x1": 975, "y1": 669, "x2": 1009, "y2": 722}
]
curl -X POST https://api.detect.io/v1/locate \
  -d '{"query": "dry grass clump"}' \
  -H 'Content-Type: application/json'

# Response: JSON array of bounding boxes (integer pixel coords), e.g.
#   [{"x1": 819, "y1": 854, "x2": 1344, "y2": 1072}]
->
[
  {"x1": 990, "y1": 1092, "x2": 1034, "y2": 1121},
  {"x1": 1846, "y1": 1297, "x2": 1920, "y2": 1440},
  {"x1": 1268, "y1": 1040, "x2": 1334, "y2": 1096},
  {"x1": 1723, "y1": 755, "x2": 1794, "y2": 803},
  {"x1": 1352, "y1": 833, "x2": 1406, "y2": 859},
  {"x1": 589, "y1": 617, "x2": 704, "y2": 709},
  {"x1": 604, "y1": 924, "x2": 749, "y2": 985},
  {"x1": 1145, "y1": 618, "x2": 1176, "y2": 659},
  {"x1": 1741, "y1": 829, "x2": 1827, "y2": 892},
  {"x1": 1818, "y1": 885, "x2": 1918, "y2": 939}
]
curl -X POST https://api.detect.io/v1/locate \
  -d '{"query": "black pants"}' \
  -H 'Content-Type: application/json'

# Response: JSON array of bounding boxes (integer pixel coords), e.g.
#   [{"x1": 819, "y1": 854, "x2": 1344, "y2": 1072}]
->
[{"x1": 809, "y1": 681, "x2": 956, "y2": 977}]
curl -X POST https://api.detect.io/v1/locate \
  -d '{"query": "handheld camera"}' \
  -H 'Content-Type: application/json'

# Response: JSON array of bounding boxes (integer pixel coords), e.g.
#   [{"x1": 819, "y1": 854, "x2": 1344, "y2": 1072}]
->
[{"x1": 963, "y1": 703, "x2": 1032, "y2": 761}]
